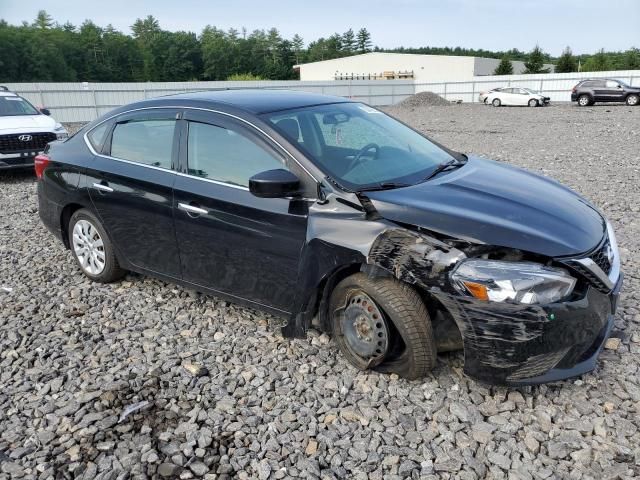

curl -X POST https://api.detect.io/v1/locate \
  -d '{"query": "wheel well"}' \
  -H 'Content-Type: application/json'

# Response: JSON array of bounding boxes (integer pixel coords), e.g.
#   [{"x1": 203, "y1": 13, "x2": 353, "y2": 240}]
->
[
  {"x1": 60, "y1": 203, "x2": 84, "y2": 249},
  {"x1": 313, "y1": 263, "x2": 367, "y2": 333}
]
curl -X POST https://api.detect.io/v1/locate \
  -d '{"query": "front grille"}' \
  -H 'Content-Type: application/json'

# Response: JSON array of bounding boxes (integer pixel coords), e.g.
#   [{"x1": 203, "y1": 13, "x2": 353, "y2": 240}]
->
[
  {"x1": 590, "y1": 238, "x2": 612, "y2": 274},
  {"x1": 0, "y1": 132, "x2": 56, "y2": 154},
  {"x1": 564, "y1": 232, "x2": 615, "y2": 294},
  {"x1": 570, "y1": 263, "x2": 610, "y2": 293}
]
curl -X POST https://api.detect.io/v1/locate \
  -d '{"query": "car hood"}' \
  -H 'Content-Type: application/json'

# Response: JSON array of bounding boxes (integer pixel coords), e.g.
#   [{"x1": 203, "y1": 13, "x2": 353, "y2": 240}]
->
[
  {"x1": 0, "y1": 114, "x2": 57, "y2": 133},
  {"x1": 364, "y1": 157, "x2": 605, "y2": 258}
]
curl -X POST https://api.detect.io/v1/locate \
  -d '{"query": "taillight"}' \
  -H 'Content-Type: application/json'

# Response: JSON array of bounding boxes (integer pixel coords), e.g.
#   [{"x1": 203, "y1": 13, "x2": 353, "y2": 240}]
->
[
  {"x1": 34, "y1": 154, "x2": 50, "y2": 179},
  {"x1": 571, "y1": 86, "x2": 577, "y2": 93}
]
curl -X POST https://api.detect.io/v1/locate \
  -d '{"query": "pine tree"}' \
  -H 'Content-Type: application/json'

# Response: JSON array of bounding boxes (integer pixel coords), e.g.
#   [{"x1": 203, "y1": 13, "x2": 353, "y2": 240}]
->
[
  {"x1": 493, "y1": 55, "x2": 513, "y2": 75},
  {"x1": 356, "y1": 28, "x2": 372, "y2": 54},
  {"x1": 583, "y1": 49, "x2": 611, "y2": 72},
  {"x1": 342, "y1": 29, "x2": 356, "y2": 54},
  {"x1": 524, "y1": 45, "x2": 550, "y2": 74},
  {"x1": 555, "y1": 46, "x2": 578, "y2": 73},
  {"x1": 33, "y1": 10, "x2": 53, "y2": 29},
  {"x1": 291, "y1": 34, "x2": 304, "y2": 64}
]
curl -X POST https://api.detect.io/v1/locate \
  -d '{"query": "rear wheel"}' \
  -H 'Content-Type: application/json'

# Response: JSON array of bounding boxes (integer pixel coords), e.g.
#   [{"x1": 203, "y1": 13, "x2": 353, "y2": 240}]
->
[
  {"x1": 528, "y1": 98, "x2": 538, "y2": 107},
  {"x1": 330, "y1": 273, "x2": 437, "y2": 380},
  {"x1": 492, "y1": 98, "x2": 501, "y2": 107},
  {"x1": 626, "y1": 94, "x2": 639, "y2": 106},
  {"x1": 578, "y1": 94, "x2": 592, "y2": 107},
  {"x1": 69, "y1": 209, "x2": 125, "y2": 283}
]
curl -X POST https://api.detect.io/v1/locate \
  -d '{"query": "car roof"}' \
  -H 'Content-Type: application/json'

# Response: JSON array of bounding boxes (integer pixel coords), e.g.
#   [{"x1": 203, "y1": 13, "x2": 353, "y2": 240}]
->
[{"x1": 156, "y1": 89, "x2": 352, "y2": 114}]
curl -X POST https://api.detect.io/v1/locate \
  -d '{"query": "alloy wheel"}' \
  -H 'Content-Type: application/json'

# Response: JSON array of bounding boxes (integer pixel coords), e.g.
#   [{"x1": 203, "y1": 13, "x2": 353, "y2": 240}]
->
[
  {"x1": 578, "y1": 96, "x2": 590, "y2": 106},
  {"x1": 72, "y1": 219, "x2": 106, "y2": 275},
  {"x1": 627, "y1": 95, "x2": 639, "y2": 106}
]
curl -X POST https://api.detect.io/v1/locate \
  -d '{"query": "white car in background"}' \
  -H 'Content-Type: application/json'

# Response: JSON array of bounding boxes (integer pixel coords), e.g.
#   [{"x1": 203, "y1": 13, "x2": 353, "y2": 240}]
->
[
  {"x1": 0, "y1": 87, "x2": 68, "y2": 171},
  {"x1": 485, "y1": 87, "x2": 550, "y2": 107}
]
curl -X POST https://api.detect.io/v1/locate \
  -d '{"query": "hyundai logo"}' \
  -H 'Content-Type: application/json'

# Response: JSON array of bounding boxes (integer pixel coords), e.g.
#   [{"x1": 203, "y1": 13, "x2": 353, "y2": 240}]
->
[{"x1": 18, "y1": 135, "x2": 32, "y2": 142}]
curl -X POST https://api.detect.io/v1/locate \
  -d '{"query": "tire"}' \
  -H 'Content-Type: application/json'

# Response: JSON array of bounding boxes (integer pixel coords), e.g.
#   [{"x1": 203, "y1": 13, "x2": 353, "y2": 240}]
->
[
  {"x1": 578, "y1": 94, "x2": 592, "y2": 107},
  {"x1": 492, "y1": 98, "x2": 501, "y2": 107},
  {"x1": 528, "y1": 98, "x2": 538, "y2": 107},
  {"x1": 626, "y1": 94, "x2": 639, "y2": 106},
  {"x1": 330, "y1": 273, "x2": 437, "y2": 380},
  {"x1": 68, "y1": 208, "x2": 125, "y2": 283}
]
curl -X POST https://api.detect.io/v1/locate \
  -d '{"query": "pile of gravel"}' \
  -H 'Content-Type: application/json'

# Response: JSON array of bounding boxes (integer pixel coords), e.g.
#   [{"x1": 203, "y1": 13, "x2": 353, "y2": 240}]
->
[
  {"x1": 398, "y1": 91, "x2": 451, "y2": 108},
  {"x1": 1, "y1": 103, "x2": 639, "y2": 479}
]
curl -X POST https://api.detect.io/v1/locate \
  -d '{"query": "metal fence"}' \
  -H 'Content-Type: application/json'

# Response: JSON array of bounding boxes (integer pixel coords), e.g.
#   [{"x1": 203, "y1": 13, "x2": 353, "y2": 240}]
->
[
  {"x1": 5, "y1": 69, "x2": 640, "y2": 123},
  {"x1": 4, "y1": 80, "x2": 415, "y2": 123},
  {"x1": 415, "y1": 70, "x2": 640, "y2": 103}
]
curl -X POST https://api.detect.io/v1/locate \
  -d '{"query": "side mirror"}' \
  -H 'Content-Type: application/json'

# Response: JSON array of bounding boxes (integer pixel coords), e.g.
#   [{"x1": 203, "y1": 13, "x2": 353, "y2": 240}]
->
[
  {"x1": 249, "y1": 169, "x2": 300, "y2": 199},
  {"x1": 40, "y1": 108, "x2": 51, "y2": 116}
]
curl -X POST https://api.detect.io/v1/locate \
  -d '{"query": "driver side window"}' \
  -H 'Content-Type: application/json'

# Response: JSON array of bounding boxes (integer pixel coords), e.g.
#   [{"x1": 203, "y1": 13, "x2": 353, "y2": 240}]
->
[{"x1": 187, "y1": 121, "x2": 285, "y2": 188}]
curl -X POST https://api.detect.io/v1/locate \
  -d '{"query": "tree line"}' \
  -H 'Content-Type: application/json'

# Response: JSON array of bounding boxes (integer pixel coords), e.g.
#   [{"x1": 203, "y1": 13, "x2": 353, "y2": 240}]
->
[
  {"x1": 0, "y1": 11, "x2": 638, "y2": 83},
  {"x1": 493, "y1": 45, "x2": 640, "y2": 75}
]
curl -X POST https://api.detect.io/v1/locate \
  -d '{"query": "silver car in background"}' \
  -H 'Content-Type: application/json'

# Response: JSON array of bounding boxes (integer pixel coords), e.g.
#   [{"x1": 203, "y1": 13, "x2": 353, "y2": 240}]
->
[{"x1": 486, "y1": 87, "x2": 550, "y2": 107}]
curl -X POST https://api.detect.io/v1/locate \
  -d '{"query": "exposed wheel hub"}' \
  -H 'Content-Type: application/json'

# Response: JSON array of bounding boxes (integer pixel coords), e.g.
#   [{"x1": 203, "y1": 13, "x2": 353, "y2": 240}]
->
[{"x1": 342, "y1": 291, "x2": 389, "y2": 362}]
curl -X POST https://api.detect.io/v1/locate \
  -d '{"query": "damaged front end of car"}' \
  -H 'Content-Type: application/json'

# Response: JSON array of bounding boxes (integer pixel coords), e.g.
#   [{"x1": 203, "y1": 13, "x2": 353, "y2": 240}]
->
[{"x1": 364, "y1": 220, "x2": 623, "y2": 386}]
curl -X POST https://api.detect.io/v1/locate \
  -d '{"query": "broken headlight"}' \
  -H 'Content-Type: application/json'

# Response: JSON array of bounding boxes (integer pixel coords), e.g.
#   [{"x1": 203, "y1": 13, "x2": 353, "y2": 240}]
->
[{"x1": 451, "y1": 260, "x2": 576, "y2": 304}]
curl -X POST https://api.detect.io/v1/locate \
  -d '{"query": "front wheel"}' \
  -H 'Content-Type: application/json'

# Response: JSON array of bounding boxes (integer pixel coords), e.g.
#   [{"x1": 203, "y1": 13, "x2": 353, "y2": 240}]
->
[
  {"x1": 626, "y1": 94, "x2": 639, "y2": 106},
  {"x1": 69, "y1": 209, "x2": 125, "y2": 283},
  {"x1": 492, "y1": 98, "x2": 501, "y2": 107},
  {"x1": 330, "y1": 273, "x2": 437, "y2": 380},
  {"x1": 528, "y1": 98, "x2": 538, "y2": 107}
]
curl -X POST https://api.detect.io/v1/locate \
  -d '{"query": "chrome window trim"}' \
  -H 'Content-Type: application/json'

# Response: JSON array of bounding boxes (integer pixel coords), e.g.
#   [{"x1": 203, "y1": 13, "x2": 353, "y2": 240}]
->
[{"x1": 83, "y1": 105, "x2": 319, "y2": 192}]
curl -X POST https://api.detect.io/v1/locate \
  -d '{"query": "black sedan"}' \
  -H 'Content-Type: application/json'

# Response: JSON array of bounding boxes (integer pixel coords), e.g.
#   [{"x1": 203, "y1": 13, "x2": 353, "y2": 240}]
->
[{"x1": 36, "y1": 90, "x2": 622, "y2": 385}]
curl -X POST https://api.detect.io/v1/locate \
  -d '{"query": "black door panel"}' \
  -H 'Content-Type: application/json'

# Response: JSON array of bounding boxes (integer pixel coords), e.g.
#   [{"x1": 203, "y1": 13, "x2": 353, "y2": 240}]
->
[
  {"x1": 87, "y1": 160, "x2": 180, "y2": 276},
  {"x1": 174, "y1": 178, "x2": 307, "y2": 310},
  {"x1": 86, "y1": 108, "x2": 182, "y2": 277},
  {"x1": 173, "y1": 111, "x2": 309, "y2": 311}
]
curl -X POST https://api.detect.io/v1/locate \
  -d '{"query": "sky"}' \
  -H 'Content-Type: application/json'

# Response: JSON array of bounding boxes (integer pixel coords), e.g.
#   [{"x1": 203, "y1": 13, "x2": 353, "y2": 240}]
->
[{"x1": 1, "y1": 0, "x2": 639, "y2": 56}]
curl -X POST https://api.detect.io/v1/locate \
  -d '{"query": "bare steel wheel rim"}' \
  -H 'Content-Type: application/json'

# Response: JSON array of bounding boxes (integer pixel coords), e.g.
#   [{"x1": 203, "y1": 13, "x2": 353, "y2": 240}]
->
[
  {"x1": 341, "y1": 291, "x2": 389, "y2": 364},
  {"x1": 72, "y1": 219, "x2": 106, "y2": 275}
]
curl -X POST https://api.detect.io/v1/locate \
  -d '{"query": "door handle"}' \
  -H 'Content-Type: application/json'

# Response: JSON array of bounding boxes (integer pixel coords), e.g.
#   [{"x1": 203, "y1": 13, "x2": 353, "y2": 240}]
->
[
  {"x1": 92, "y1": 182, "x2": 114, "y2": 193},
  {"x1": 178, "y1": 202, "x2": 208, "y2": 216}
]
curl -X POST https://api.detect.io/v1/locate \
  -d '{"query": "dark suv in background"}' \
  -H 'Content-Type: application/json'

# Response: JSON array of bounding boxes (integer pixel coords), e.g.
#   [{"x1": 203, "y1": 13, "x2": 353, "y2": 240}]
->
[{"x1": 571, "y1": 78, "x2": 640, "y2": 106}]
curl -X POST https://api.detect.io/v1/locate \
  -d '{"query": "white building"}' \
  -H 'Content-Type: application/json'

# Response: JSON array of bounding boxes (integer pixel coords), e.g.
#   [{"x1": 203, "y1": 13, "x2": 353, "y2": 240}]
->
[{"x1": 295, "y1": 52, "x2": 553, "y2": 82}]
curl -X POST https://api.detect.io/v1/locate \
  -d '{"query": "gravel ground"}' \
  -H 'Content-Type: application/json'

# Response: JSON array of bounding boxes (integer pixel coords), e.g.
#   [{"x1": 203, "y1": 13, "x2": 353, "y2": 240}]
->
[{"x1": 1, "y1": 103, "x2": 639, "y2": 480}]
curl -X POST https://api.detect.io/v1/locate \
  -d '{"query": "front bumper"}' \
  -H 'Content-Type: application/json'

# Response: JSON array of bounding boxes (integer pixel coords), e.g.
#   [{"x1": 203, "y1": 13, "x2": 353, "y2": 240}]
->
[
  {"x1": 435, "y1": 273, "x2": 623, "y2": 386},
  {"x1": 0, "y1": 152, "x2": 37, "y2": 170}
]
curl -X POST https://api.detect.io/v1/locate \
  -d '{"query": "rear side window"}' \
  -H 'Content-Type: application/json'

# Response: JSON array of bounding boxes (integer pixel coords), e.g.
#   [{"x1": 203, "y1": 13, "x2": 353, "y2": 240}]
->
[
  {"x1": 110, "y1": 119, "x2": 176, "y2": 169},
  {"x1": 187, "y1": 121, "x2": 284, "y2": 187},
  {"x1": 87, "y1": 122, "x2": 110, "y2": 152}
]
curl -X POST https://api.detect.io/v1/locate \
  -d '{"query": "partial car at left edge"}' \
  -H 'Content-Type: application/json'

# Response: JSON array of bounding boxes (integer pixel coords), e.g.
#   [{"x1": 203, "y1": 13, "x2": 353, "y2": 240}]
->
[{"x1": 0, "y1": 86, "x2": 68, "y2": 172}]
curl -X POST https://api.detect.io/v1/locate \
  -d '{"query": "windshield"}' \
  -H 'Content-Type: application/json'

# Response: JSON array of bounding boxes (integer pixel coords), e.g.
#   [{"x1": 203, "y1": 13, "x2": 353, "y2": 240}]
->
[
  {"x1": 0, "y1": 96, "x2": 40, "y2": 116},
  {"x1": 522, "y1": 88, "x2": 539, "y2": 94},
  {"x1": 265, "y1": 102, "x2": 455, "y2": 190}
]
